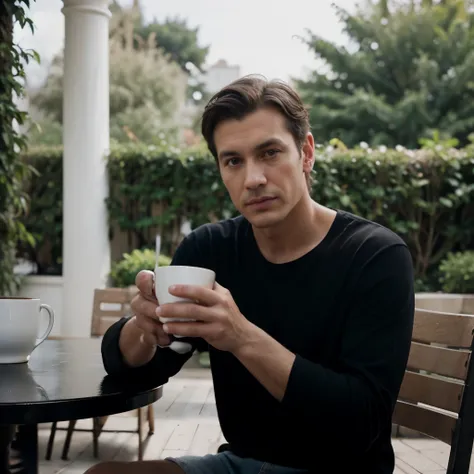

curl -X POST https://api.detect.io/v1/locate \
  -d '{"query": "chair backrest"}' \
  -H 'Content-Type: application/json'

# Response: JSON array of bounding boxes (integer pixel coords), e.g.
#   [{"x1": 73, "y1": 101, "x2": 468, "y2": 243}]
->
[
  {"x1": 393, "y1": 308, "x2": 474, "y2": 473},
  {"x1": 90, "y1": 287, "x2": 137, "y2": 337}
]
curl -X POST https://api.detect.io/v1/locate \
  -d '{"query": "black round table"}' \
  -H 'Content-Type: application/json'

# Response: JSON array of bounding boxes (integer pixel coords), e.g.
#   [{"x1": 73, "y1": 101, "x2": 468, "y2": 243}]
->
[{"x1": 0, "y1": 339, "x2": 163, "y2": 474}]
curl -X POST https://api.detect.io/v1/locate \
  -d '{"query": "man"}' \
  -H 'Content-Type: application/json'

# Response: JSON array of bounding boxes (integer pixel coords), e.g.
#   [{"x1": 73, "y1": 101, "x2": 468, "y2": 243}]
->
[{"x1": 87, "y1": 75, "x2": 414, "y2": 474}]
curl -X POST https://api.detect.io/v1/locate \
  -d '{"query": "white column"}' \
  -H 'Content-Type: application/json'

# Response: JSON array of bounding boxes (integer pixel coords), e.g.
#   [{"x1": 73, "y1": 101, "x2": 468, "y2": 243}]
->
[{"x1": 61, "y1": 0, "x2": 111, "y2": 337}]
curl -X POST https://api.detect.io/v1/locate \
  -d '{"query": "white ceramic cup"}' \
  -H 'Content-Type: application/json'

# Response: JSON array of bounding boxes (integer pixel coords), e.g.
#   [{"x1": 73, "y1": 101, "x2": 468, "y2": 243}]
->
[
  {"x1": 154, "y1": 265, "x2": 216, "y2": 353},
  {"x1": 0, "y1": 297, "x2": 55, "y2": 364}
]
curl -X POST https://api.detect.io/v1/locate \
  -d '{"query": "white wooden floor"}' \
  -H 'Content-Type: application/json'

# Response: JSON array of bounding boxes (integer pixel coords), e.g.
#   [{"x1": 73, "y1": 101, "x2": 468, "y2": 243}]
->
[
  {"x1": 33, "y1": 354, "x2": 472, "y2": 474},
  {"x1": 37, "y1": 358, "x2": 225, "y2": 474}
]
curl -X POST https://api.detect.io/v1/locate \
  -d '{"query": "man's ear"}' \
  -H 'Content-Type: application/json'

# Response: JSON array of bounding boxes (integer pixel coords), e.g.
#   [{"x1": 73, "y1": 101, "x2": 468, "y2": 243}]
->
[{"x1": 302, "y1": 132, "x2": 315, "y2": 174}]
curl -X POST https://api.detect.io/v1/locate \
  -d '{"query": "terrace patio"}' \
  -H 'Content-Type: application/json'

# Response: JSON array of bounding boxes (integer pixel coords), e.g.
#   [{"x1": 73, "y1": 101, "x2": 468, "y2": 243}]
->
[
  {"x1": 28, "y1": 354, "x2": 472, "y2": 474},
  {"x1": 5, "y1": 3, "x2": 473, "y2": 474}
]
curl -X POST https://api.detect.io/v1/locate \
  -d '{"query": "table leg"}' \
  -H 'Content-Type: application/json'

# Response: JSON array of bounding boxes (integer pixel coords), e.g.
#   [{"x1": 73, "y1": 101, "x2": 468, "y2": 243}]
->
[
  {"x1": 0, "y1": 424, "x2": 16, "y2": 474},
  {"x1": 17, "y1": 424, "x2": 38, "y2": 474}
]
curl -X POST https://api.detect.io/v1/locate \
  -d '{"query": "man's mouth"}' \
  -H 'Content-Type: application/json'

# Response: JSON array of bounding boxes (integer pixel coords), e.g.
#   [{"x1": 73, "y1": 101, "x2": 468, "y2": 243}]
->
[{"x1": 245, "y1": 196, "x2": 277, "y2": 206}]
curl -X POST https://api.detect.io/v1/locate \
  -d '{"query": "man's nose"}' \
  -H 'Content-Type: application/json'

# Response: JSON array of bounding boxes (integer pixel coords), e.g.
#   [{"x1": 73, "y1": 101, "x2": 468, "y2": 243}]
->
[{"x1": 244, "y1": 162, "x2": 267, "y2": 189}]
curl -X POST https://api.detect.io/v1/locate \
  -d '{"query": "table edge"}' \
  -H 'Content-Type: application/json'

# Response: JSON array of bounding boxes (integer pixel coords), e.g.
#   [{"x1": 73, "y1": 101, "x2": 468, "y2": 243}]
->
[{"x1": 0, "y1": 385, "x2": 163, "y2": 425}]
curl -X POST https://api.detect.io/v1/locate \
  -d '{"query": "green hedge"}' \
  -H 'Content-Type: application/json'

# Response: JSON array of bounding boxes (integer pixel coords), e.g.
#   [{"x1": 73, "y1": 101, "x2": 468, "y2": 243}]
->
[
  {"x1": 18, "y1": 146, "x2": 63, "y2": 275},
  {"x1": 438, "y1": 251, "x2": 474, "y2": 294},
  {"x1": 18, "y1": 142, "x2": 474, "y2": 290}
]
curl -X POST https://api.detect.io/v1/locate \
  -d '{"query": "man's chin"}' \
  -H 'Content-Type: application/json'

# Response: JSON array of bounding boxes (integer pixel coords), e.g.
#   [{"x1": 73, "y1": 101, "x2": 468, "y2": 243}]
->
[{"x1": 244, "y1": 210, "x2": 284, "y2": 229}]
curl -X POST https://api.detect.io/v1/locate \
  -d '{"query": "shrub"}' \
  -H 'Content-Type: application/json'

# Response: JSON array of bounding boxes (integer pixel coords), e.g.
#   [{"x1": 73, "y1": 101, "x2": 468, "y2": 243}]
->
[
  {"x1": 438, "y1": 251, "x2": 474, "y2": 294},
  {"x1": 0, "y1": 3, "x2": 38, "y2": 294},
  {"x1": 18, "y1": 146, "x2": 62, "y2": 275},
  {"x1": 18, "y1": 142, "x2": 474, "y2": 284},
  {"x1": 110, "y1": 249, "x2": 171, "y2": 288}
]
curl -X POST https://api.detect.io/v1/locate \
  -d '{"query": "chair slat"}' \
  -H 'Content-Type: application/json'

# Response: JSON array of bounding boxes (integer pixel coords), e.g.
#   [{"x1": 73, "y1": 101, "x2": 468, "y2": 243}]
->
[
  {"x1": 407, "y1": 342, "x2": 470, "y2": 380},
  {"x1": 393, "y1": 401, "x2": 457, "y2": 445},
  {"x1": 398, "y1": 371, "x2": 464, "y2": 413},
  {"x1": 91, "y1": 288, "x2": 135, "y2": 337},
  {"x1": 98, "y1": 318, "x2": 121, "y2": 336},
  {"x1": 413, "y1": 309, "x2": 474, "y2": 348}
]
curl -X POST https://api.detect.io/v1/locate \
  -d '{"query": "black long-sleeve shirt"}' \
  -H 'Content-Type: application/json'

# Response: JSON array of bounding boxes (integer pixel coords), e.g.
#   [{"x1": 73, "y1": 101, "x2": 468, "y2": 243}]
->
[{"x1": 101, "y1": 210, "x2": 414, "y2": 473}]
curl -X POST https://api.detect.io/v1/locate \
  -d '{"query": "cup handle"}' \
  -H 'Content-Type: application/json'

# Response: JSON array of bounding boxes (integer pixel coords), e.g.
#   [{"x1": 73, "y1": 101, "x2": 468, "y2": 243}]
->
[{"x1": 35, "y1": 303, "x2": 55, "y2": 349}]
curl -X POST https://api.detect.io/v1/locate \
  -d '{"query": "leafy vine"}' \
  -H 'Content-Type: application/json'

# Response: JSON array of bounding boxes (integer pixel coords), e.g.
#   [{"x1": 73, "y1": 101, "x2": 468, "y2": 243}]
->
[{"x1": 0, "y1": 1, "x2": 38, "y2": 294}]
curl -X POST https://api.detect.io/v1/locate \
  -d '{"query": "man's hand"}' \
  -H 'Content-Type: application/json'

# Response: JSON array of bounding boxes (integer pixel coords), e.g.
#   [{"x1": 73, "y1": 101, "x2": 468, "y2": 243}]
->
[
  {"x1": 157, "y1": 282, "x2": 254, "y2": 354},
  {"x1": 158, "y1": 281, "x2": 295, "y2": 401},
  {"x1": 129, "y1": 270, "x2": 171, "y2": 348}
]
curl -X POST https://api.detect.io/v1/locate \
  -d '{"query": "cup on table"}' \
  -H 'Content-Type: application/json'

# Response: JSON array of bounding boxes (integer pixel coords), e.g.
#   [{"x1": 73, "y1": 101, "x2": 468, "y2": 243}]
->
[
  {"x1": 0, "y1": 297, "x2": 55, "y2": 364},
  {"x1": 154, "y1": 265, "x2": 215, "y2": 353}
]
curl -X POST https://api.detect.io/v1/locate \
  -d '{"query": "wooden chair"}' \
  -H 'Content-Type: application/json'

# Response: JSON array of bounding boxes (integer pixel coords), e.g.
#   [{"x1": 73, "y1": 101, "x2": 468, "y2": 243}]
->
[
  {"x1": 393, "y1": 308, "x2": 474, "y2": 474},
  {"x1": 45, "y1": 287, "x2": 155, "y2": 461}
]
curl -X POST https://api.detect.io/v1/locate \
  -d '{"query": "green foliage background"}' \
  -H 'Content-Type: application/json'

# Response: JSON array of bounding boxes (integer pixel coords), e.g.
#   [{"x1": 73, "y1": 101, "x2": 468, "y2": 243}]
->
[
  {"x1": 296, "y1": 0, "x2": 474, "y2": 148},
  {"x1": 0, "y1": 1, "x2": 38, "y2": 295},
  {"x1": 18, "y1": 142, "x2": 474, "y2": 292}
]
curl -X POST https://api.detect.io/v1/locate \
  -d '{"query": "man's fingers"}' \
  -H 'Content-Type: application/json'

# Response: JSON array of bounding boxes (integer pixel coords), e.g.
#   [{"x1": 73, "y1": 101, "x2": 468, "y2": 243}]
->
[
  {"x1": 133, "y1": 316, "x2": 171, "y2": 347},
  {"x1": 132, "y1": 295, "x2": 159, "y2": 321},
  {"x1": 140, "y1": 331, "x2": 171, "y2": 348},
  {"x1": 213, "y1": 281, "x2": 227, "y2": 293},
  {"x1": 150, "y1": 321, "x2": 172, "y2": 347},
  {"x1": 159, "y1": 302, "x2": 214, "y2": 322},
  {"x1": 135, "y1": 270, "x2": 156, "y2": 301},
  {"x1": 168, "y1": 284, "x2": 220, "y2": 306},
  {"x1": 164, "y1": 321, "x2": 207, "y2": 339}
]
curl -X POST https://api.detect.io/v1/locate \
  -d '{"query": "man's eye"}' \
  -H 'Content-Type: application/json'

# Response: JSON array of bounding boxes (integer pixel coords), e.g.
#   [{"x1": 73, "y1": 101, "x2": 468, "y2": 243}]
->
[
  {"x1": 264, "y1": 149, "x2": 280, "y2": 158},
  {"x1": 227, "y1": 158, "x2": 241, "y2": 167}
]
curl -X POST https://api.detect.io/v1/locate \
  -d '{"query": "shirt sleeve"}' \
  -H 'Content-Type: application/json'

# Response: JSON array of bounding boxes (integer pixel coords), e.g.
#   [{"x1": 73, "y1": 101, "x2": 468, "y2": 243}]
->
[
  {"x1": 281, "y1": 243, "x2": 414, "y2": 452},
  {"x1": 101, "y1": 231, "x2": 209, "y2": 384}
]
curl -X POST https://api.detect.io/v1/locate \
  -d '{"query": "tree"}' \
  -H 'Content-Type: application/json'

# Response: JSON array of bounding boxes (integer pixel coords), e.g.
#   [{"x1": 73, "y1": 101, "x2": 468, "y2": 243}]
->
[
  {"x1": 109, "y1": 0, "x2": 143, "y2": 36},
  {"x1": 134, "y1": 14, "x2": 211, "y2": 111},
  {"x1": 110, "y1": 1, "x2": 210, "y2": 107},
  {"x1": 295, "y1": 0, "x2": 474, "y2": 148},
  {"x1": 135, "y1": 17, "x2": 209, "y2": 73},
  {"x1": 28, "y1": 2, "x2": 187, "y2": 145}
]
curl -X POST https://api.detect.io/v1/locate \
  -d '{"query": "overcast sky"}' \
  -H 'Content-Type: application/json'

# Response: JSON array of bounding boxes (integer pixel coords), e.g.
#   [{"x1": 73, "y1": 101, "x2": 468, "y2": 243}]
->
[{"x1": 15, "y1": 0, "x2": 358, "y2": 88}]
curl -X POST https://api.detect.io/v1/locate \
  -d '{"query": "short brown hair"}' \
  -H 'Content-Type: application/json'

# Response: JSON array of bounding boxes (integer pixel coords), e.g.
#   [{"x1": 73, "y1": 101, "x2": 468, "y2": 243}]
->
[{"x1": 201, "y1": 75, "x2": 312, "y2": 189}]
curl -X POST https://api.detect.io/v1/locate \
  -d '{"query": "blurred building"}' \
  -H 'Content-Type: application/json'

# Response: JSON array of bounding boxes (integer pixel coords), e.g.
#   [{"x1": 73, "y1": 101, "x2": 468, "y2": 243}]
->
[
  {"x1": 179, "y1": 58, "x2": 242, "y2": 132},
  {"x1": 201, "y1": 59, "x2": 241, "y2": 94}
]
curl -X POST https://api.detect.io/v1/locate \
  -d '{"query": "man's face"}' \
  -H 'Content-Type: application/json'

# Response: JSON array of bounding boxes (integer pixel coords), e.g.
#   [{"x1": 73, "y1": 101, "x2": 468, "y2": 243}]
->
[{"x1": 213, "y1": 106, "x2": 314, "y2": 229}]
